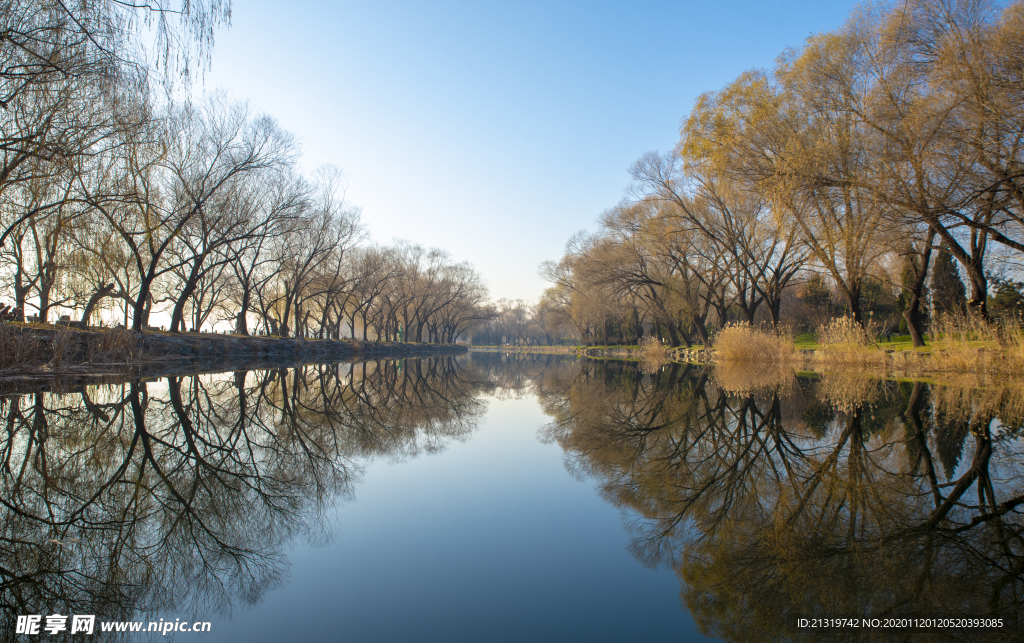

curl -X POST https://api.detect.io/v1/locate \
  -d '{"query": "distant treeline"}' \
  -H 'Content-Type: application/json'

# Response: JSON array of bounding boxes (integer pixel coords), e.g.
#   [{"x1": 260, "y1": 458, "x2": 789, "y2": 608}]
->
[
  {"x1": 534, "y1": 0, "x2": 1024, "y2": 347},
  {"x1": 0, "y1": 1, "x2": 490, "y2": 342}
]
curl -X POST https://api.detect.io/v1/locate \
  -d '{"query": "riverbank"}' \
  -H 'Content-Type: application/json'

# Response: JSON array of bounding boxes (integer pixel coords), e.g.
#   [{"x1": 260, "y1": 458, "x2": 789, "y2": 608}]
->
[
  {"x1": 468, "y1": 345, "x2": 580, "y2": 355},
  {"x1": 469, "y1": 333, "x2": 1024, "y2": 379},
  {"x1": 0, "y1": 323, "x2": 466, "y2": 382},
  {"x1": 469, "y1": 344, "x2": 712, "y2": 361}
]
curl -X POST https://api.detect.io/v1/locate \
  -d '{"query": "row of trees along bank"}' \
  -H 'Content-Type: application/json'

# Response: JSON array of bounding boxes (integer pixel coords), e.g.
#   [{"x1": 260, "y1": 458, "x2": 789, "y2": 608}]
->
[
  {"x1": 540, "y1": 0, "x2": 1024, "y2": 348},
  {"x1": 0, "y1": 1, "x2": 491, "y2": 341}
]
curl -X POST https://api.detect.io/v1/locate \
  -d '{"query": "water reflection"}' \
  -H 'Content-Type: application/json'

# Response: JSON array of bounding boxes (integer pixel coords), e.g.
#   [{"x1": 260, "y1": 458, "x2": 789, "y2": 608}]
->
[
  {"x1": 0, "y1": 358, "x2": 484, "y2": 639},
  {"x1": 4, "y1": 353, "x2": 1022, "y2": 641},
  {"x1": 541, "y1": 361, "x2": 1024, "y2": 641},
  {"x1": 461, "y1": 351, "x2": 581, "y2": 400}
]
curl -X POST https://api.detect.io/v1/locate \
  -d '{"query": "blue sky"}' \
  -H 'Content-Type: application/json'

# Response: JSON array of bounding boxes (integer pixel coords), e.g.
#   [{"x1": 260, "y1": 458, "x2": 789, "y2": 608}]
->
[{"x1": 200, "y1": 0, "x2": 861, "y2": 302}]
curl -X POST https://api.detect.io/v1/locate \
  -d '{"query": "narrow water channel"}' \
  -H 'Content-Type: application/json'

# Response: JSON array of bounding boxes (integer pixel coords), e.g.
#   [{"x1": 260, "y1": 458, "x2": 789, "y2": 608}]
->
[{"x1": 2, "y1": 353, "x2": 1020, "y2": 641}]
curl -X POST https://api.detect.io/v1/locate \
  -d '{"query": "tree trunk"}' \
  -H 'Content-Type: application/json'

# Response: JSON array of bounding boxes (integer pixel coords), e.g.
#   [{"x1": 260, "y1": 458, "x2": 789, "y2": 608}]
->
[
  {"x1": 37, "y1": 270, "x2": 54, "y2": 323},
  {"x1": 237, "y1": 289, "x2": 251, "y2": 335},
  {"x1": 280, "y1": 294, "x2": 292, "y2": 337},
  {"x1": 768, "y1": 296, "x2": 782, "y2": 329},
  {"x1": 736, "y1": 284, "x2": 760, "y2": 323},
  {"x1": 132, "y1": 277, "x2": 156, "y2": 330},
  {"x1": 693, "y1": 319, "x2": 710, "y2": 347},
  {"x1": 965, "y1": 255, "x2": 989, "y2": 320},
  {"x1": 929, "y1": 215, "x2": 990, "y2": 321},
  {"x1": 903, "y1": 232, "x2": 935, "y2": 347},
  {"x1": 841, "y1": 281, "x2": 863, "y2": 326},
  {"x1": 170, "y1": 264, "x2": 203, "y2": 333},
  {"x1": 81, "y1": 283, "x2": 115, "y2": 326},
  {"x1": 677, "y1": 325, "x2": 693, "y2": 348}
]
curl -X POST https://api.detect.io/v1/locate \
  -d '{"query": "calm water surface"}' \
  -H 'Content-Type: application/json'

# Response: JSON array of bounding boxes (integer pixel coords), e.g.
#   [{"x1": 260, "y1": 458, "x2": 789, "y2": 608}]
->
[{"x1": 3, "y1": 354, "x2": 1022, "y2": 641}]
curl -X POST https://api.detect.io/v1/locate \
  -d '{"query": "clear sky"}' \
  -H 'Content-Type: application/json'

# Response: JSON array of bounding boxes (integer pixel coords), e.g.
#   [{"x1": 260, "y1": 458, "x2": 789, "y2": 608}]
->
[{"x1": 199, "y1": 0, "x2": 861, "y2": 302}]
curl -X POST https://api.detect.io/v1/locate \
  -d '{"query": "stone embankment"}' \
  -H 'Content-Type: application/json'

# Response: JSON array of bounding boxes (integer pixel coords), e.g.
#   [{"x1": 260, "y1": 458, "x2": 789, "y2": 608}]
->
[
  {"x1": 135, "y1": 331, "x2": 463, "y2": 361},
  {"x1": 0, "y1": 323, "x2": 466, "y2": 382},
  {"x1": 574, "y1": 346, "x2": 715, "y2": 362},
  {"x1": 471, "y1": 344, "x2": 716, "y2": 363}
]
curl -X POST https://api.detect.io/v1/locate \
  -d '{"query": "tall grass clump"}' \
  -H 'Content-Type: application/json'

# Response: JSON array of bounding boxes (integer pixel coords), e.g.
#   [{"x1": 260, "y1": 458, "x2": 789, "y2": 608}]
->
[
  {"x1": 930, "y1": 314, "x2": 1024, "y2": 375},
  {"x1": 88, "y1": 327, "x2": 140, "y2": 364},
  {"x1": 813, "y1": 316, "x2": 884, "y2": 367},
  {"x1": 639, "y1": 335, "x2": 668, "y2": 360},
  {"x1": 713, "y1": 322, "x2": 795, "y2": 362},
  {"x1": 0, "y1": 325, "x2": 142, "y2": 375},
  {"x1": 47, "y1": 325, "x2": 77, "y2": 370},
  {"x1": 0, "y1": 325, "x2": 45, "y2": 372},
  {"x1": 816, "y1": 316, "x2": 874, "y2": 348},
  {"x1": 638, "y1": 335, "x2": 670, "y2": 374}
]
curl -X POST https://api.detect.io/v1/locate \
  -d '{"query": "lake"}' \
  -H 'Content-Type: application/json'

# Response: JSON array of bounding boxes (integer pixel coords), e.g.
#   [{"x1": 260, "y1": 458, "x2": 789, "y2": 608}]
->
[{"x1": 2, "y1": 353, "x2": 1021, "y2": 641}]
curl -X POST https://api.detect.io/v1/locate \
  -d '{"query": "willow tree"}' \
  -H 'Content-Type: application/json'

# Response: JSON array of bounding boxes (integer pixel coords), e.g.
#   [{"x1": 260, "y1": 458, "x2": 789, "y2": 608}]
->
[
  {"x1": 631, "y1": 153, "x2": 807, "y2": 329},
  {"x1": 0, "y1": 0, "x2": 232, "y2": 247},
  {"x1": 683, "y1": 54, "x2": 890, "y2": 326},
  {"x1": 789, "y1": 0, "x2": 1016, "y2": 326}
]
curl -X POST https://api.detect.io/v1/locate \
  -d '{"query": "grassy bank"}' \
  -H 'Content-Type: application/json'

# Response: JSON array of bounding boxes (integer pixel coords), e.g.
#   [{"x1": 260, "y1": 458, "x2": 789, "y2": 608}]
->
[
  {"x1": 699, "y1": 319, "x2": 1024, "y2": 378},
  {"x1": 468, "y1": 339, "x2": 679, "y2": 361},
  {"x1": 478, "y1": 319, "x2": 1024, "y2": 379}
]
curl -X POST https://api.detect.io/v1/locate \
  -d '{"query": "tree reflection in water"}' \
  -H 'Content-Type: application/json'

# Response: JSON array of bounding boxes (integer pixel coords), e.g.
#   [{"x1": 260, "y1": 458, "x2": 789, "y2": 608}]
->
[
  {"x1": 0, "y1": 357, "x2": 484, "y2": 639},
  {"x1": 3, "y1": 353, "x2": 1021, "y2": 642},
  {"x1": 541, "y1": 360, "x2": 1024, "y2": 641}
]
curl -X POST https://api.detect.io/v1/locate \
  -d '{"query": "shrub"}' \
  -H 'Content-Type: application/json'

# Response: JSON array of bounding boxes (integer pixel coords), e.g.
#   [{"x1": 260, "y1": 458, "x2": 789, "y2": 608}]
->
[
  {"x1": 816, "y1": 316, "x2": 874, "y2": 348},
  {"x1": 713, "y1": 322, "x2": 794, "y2": 363}
]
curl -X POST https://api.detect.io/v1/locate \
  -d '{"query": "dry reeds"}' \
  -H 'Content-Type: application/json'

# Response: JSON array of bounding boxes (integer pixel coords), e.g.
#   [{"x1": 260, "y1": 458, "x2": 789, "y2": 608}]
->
[
  {"x1": 0, "y1": 324, "x2": 45, "y2": 372},
  {"x1": 928, "y1": 315, "x2": 1024, "y2": 375},
  {"x1": 0, "y1": 324, "x2": 142, "y2": 376},
  {"x1": 87, "y1": 327, "x2": 140, "y2": 364},
  {"x1": 703, "y1": 311, "x2": 1024, "y2": 383},
  {"x1": 816, "y1": 316, "x2": 875, "y2": 347},
  {"x1": 713, "y1": 322, "x2": 795, "y2": 363},
  {"x1": 812, "y1": 317, "x2": 886, "y2": 368},
  {"x1": 47, "y1": 325, "x2": 76, "y2": 369},
  {"x1": 637, "y1": 336, "x2": 670, "y2": 374},
  {"x1": 638, "y1": 335, "x2": 669, "y2": 373},
  {"x1": 803, "y1": 314, "x2": 1024, "y2": 377}
]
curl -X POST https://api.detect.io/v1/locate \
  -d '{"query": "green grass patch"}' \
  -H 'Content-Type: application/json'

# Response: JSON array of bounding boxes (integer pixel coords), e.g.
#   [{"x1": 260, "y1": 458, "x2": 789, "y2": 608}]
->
[
  {"x1": 793, "y1": 332, "x2": 818, "y2": 349},
  {"x1": 794, "y1": 332, "x2": 928, "y2": 351}
]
